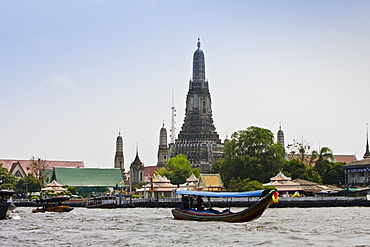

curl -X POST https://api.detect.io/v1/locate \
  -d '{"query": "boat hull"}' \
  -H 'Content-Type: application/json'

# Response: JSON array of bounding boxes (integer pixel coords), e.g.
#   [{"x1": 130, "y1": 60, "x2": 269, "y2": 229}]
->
[
  {"x1": 172, "y1": 192, "x2": 273, "y2": 222},
  {"x1": 87, "y1": 196, "x2": 117, "y2": 208},
  {"x1": 86, "y1": 203, "x2": 116, "y2": 208},
  {"x1": 0, "y1": 203, "x2": 15, "y2": 219},
  {"x1": 0, "y1": 190, "x2": 16, "y2": 219},
  {"x1": 32, "y1": 206, "x2": 74, "y2": 213}
]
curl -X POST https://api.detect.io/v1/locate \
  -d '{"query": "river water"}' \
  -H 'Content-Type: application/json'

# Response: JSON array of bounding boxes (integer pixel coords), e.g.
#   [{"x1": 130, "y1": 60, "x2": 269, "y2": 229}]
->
[{"x1": 1, "y1": 206, "x2": 370, "y2": 246}]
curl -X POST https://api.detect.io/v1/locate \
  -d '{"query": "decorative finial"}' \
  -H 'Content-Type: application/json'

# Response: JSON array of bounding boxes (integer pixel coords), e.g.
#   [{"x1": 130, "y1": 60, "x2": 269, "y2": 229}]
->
[
  {"x1": 118, "y1": 129, "x2": 121, "y2": 136},
  {"x1": 162, "y1": 120, "x2": 165, "y2": 128},
  {"x1": 279, "y1": 123, "x2": 282, "y2": 130},
  {"x1": 197, "y1": 38, "x2": 201, "y2": 49}
]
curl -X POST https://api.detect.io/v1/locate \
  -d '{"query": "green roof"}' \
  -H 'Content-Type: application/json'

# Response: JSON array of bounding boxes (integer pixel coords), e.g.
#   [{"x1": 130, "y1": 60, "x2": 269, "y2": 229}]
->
[{"x1": 53, "y1": 167, "x2": 124, "y2": 187}]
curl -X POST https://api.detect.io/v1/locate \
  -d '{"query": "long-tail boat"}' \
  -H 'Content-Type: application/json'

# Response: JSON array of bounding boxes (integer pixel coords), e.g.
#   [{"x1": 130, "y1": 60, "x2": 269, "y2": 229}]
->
[
  {"x1": 171, "y1": 189, "x2": 276, "y2": 222},
  {"x1": 0, "y1": 190, "x2": 16, "y2": 219},
  {"x1": 32, "y1": 196, "x2": 74, "y2": 213}
]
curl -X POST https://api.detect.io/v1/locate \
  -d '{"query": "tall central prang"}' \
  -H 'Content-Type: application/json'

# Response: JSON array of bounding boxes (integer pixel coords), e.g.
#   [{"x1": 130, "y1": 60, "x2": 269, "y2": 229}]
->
[{"x1": 169, "y1": 39, "x2": 224, "y2": 172}]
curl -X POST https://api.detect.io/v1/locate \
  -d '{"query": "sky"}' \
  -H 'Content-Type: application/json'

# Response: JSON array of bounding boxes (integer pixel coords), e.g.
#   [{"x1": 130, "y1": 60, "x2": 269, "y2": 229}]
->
[{"x1": 1, "y1": 0, "x2": 370, "y2": 171}]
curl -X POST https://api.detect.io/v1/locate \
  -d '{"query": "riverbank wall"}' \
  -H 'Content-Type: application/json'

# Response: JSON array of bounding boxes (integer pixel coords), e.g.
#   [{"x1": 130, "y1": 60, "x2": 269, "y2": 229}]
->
[{"x1": 14, "y1": 196, "x2": 370, "y2": 208}]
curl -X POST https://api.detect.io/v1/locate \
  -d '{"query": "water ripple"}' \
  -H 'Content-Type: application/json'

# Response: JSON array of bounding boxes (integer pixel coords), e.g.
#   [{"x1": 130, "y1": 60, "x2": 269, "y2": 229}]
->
[{"x1": 2, "y1": 207, "x2": 370, "y2": 246}]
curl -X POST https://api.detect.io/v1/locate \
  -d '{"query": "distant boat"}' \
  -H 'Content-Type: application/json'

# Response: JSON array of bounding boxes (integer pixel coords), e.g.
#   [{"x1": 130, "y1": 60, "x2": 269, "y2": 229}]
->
[
  {"x1": 32, "y1": 196, "x2": 74, "y2": 213},
  {"x1": 0, "y1": 190, "x2": 16, "y2": 219},
  {"x1": 87, "y1": 195, "x2": 117, "y2": 208},
  {"x1": 32, "y1": 205, "x2": 74, "y2": 213},
  {"x1": 171, "y1": 189, "x2": 275, "y2": 222}
]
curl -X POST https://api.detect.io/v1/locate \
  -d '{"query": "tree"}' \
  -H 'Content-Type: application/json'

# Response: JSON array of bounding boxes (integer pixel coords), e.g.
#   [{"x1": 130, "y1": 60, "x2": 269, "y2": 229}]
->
[
  {"x1": 228, "y1": 177, "x2": 245, "y2": 192},
  {"x1": 283, "y1": 159, "x2": 322, "y2": 183},
  {"x1": 28, "y1": 157, "x2": 49, "y2": 183},
  {"x1": 156, "y1": 154, "x2": 200, "y2": 185},
  {"x1": 306, "y1": 147, "x2": 345, "y2": 185},
  {"x1": 217, "y1": 126, "x2": 286, "y2": 187},
  {"x1": 15, "y1": 174, "x2": 44, "y2": 195},
  {"x1": 0, "y1": 163, "x2": 17, "y2": 190},
  {"x1": 133, "y1": 182, "x2": 148, "y2": 190},
  {"x1": 310, "y1": 147, "x2": 334, "y2": 178},
  {"x1": 62, "y1": 185, "x2": 77, "y2": 195},
  {"x1": 286, "y1": 139, "x2": 311, "y2": 163},
  {"x1": 322, "y1": 162, "x2": 344, "y2": 185},
  {"x1": 228, "y1": 177, "x2": 275, "y2": 192}
]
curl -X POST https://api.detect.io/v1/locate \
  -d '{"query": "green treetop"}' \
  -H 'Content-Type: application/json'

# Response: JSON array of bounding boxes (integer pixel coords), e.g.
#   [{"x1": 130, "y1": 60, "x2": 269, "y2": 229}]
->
[
  {"x1": 213, "y1": 126, "x2": 286, "y2": 187},
  {"x1": 156, "y1": 154, "x2": 200, "y2": 185}
]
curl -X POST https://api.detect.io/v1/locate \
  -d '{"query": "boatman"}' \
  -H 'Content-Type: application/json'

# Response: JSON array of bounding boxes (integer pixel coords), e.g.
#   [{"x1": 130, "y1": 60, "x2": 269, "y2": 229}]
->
[{"x1": 196, "y1": 196, "x2": 204, "y2": 210}]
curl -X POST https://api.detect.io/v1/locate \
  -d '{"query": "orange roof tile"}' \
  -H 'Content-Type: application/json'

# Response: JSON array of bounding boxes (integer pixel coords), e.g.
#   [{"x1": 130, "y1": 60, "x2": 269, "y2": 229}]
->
[
  {"x1": 144, "y1": 166, "x2": 157, "y2": 176},
  {"x1": 333, "y1": 155, "x2": 357, "y2": 164}
]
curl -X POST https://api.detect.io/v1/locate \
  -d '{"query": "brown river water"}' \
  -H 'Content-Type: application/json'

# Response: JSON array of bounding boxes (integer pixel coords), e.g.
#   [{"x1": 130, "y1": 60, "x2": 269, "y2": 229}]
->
[{"x1": 1, "y1": 207, "x2": 370, "y2": 246}]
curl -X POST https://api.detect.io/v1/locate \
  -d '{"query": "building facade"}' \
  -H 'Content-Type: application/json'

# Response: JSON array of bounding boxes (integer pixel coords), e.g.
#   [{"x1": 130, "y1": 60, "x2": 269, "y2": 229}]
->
[
  {"x1": 343, "y1": 132, "x2": 370, "y2": 186},
  {"x1": 129, "y1": 147, "x2": 145, "y2": 187},
  {"x1": 169, "y1": 39, "x2": 224, "y2": 172},
  {"x1": 51, "y1": 167, "x2": 124, "y2": 198}
]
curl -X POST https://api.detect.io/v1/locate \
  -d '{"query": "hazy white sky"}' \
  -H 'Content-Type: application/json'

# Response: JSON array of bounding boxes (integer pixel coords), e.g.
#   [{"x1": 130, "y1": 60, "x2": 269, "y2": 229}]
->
[{"x1": 1, "y1": 0, "x2": 370, "y2": 171}]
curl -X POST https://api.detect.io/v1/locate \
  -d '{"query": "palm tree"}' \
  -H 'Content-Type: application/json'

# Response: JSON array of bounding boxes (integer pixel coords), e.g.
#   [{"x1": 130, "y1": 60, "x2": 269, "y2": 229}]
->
[
  {"x1": 309, "y1": 147, "x2": 334, "y2": 177},
  {"x1": 310, "y1": 147, "x2": 334, "y2": 163}
]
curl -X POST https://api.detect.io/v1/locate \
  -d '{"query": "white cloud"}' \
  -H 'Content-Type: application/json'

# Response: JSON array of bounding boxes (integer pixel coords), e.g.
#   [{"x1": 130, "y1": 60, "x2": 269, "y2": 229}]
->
[{"x1": 44, "y1": 74, "x2": 76, "y2": 90}]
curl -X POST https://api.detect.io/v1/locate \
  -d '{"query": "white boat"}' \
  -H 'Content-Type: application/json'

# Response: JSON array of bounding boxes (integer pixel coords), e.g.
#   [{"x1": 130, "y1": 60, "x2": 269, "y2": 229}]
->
[{"x1": 86, "y1": 195, "x2": 117, "y2": 208}]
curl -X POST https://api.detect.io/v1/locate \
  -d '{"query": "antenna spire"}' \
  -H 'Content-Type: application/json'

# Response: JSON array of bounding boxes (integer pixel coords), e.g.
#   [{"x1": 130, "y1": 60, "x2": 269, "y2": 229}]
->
[
  {"x1": 170, "y1": 91, "x2": 177, "y2": 144},
  {"x1": 364, "y1": 123, "x2": 370, "y2": 158},
  {"x1": 197, "y1": 38, "x2": 201, "y2": 49}
]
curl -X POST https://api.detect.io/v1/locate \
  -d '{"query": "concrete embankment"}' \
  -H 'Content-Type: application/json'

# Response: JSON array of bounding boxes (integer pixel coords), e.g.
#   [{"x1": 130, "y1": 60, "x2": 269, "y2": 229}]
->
[{"x1": 14, "y1": 197, "x2": 370, "y2": 208}]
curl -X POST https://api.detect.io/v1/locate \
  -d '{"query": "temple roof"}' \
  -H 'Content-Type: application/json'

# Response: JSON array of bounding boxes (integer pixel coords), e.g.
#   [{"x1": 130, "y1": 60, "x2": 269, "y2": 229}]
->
[
  {"x1": 270, "y1": 172, "x2": 291, "y2": 181},
  {"x1": 52, "y1": 167, "x2": 124, "y2": 187}
]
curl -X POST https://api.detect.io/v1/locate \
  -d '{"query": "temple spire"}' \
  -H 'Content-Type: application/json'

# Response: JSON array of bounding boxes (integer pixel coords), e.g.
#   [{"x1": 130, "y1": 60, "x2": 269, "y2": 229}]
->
[
  {"x1": 114, "y1": 130, "x2": 124, "y2": 172},
  {"x1": 364, "y1": 123, "x2": 370, "y2": 159},
  {"x1": 277, "y1": 123, "x2": 285, "y2": 149},
  {"x1": 157, "y1": 123, "x2": 169, "y2": 168},
  {"x1": 168, "y1": 38, "x2": 223, "y2": 172}
]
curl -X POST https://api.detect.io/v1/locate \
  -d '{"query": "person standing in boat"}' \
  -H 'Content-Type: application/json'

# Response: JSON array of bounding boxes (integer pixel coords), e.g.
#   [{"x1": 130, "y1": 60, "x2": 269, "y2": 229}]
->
[
  {"x1": 182, "y1": 196, "x2": 190, "y2": 209},
  {"x1": 196, "y1": 196, "x2": 204, "y2": 210}
]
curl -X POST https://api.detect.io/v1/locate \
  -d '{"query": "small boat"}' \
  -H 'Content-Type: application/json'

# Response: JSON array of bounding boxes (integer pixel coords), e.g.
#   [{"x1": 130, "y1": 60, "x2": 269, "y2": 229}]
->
[
  {"x1": 87, "y1": 195, "x2": 117, "y2": 208},
  {"x1": 171, "y1": 189, "x2": 276, "y2": 222},
  {"x1": 32, "y1": 196, "x2": 74, "y2": 213},
  {"x1": 0, "y1": 190, "x2": 16, "y2": 219},
  {"x1": 32, "y1": 205, "x2": 74, "y2": 213}
]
